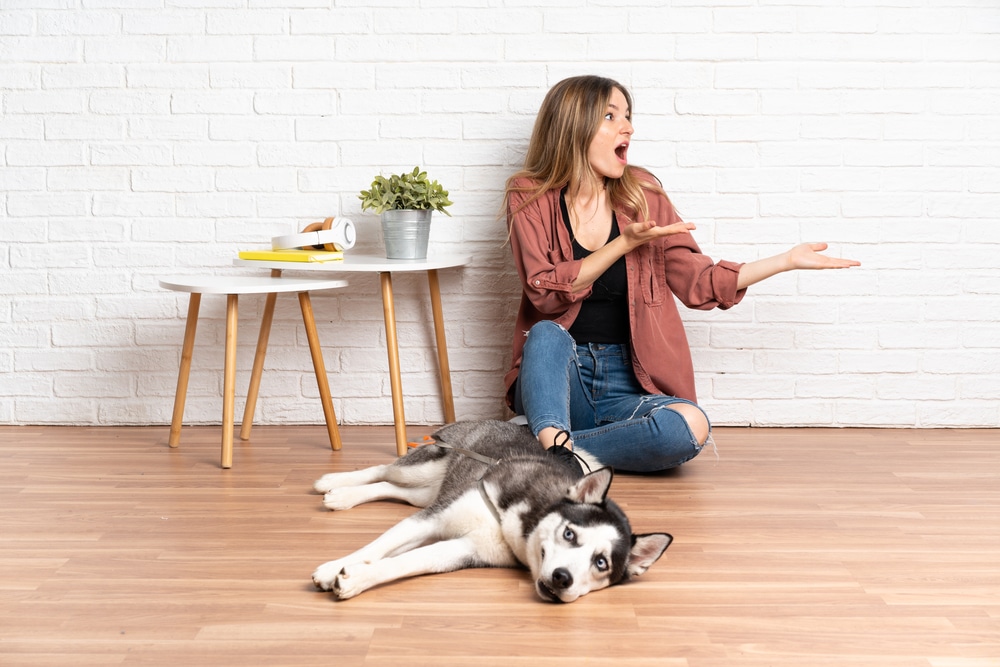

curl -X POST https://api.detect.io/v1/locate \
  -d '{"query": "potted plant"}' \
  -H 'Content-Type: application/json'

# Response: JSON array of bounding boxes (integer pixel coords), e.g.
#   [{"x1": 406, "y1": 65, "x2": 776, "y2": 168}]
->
[{"x1": 359, "y1": 167, "x2": 454, "y2": 259}]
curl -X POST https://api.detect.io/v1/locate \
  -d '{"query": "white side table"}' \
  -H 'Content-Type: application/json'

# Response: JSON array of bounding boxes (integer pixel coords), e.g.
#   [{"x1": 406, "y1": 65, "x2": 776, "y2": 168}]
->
[
  {"x1": 160, "y1": 275, "x2": 349, "y2": 469},
  {"x1": 234, "y1": 253, "x2": 472, "y2": 456}
]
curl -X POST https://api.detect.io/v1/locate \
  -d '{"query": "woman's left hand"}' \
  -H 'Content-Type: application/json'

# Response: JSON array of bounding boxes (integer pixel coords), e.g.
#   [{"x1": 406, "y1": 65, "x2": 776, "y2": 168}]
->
[
  {"x1": 737, "y1": 242, "x2": 860, "y2": 290},
  {"x1": 786, "y1": 242, "x2": 861, "y2": 270}
]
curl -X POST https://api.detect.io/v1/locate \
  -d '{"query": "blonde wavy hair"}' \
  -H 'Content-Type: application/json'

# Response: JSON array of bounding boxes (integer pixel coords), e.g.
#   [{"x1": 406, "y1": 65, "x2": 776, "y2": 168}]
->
[{"x1": 504, "y1": 75, "x2": 665, "y2": 224}]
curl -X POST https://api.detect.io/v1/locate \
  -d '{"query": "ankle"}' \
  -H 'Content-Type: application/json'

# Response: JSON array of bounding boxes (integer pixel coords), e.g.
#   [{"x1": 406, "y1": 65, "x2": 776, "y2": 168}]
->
[{"x1": 538, "y1": 426, "x2": 573, "y2": 451}]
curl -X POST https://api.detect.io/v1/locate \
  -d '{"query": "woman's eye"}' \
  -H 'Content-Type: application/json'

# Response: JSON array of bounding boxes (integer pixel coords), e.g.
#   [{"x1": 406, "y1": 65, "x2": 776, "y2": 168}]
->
[
  {"x1": 594, "y1": 555, "x2": 609, "y2": 572},
  {"x1": 605, "y1": 112, "x2": 614, "y2": 121},
  {"x1": 563, "y1": 528, "x2": 575, "y2": 542}
]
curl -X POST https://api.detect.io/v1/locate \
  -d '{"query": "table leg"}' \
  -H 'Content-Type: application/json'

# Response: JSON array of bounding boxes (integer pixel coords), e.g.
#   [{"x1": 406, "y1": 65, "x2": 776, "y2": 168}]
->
[
  {"x1": 169, "y1": 292, "x2": 201, "y2": 448},
  {"x1": 379, "y1": 272, "x2": 408, "y2": 457},
  {"x1": 298, "y1": 291, "x2": 341, "y2": 451},
  {"x1": 221, "y1": 294, "x2": 238, "y2": 469},
  {"x1": 240, "y1": 269, "x2": 281, "y2": 441},
  {"x1": 426, "y1": 269, "x2": 456, "y2": 424},
  {"x1": 240, "y1": 292, "x2": 277, "y2": 441}
]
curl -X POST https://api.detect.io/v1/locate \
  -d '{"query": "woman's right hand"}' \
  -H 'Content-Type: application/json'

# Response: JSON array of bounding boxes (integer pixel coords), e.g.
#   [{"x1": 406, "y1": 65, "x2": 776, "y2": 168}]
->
[
  {"x1": 573, "y1": 220, "x2": 696, "y2": 294},
  {"x1": 622, "y1": 219, "x2": 696, "y2": 251}
]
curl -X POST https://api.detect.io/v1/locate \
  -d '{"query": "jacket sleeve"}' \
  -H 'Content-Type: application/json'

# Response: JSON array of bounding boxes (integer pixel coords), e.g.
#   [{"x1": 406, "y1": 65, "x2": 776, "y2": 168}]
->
[
  {"x1": 508, "y1": 186, "x2": 593, "y2": 315},
  {"x1": 663, "y1": 239, "x2": 745, "y2": 311},
  {"x1": 646, "y1": 190, "x2": 745, "y2": 310}
]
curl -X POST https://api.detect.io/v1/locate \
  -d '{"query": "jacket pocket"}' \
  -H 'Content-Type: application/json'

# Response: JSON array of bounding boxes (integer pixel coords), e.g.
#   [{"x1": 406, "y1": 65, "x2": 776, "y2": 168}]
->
[{"x1": 640, "y1": 244, "x2": 665, "y2": 306}]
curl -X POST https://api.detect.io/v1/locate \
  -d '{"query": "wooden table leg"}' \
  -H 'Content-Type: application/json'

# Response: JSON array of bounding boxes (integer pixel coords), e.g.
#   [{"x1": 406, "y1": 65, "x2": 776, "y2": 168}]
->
[
  {"x1": 379, "y1": 272, "x2": 407, "y2": 457},
  {"x1": 427, "y1": 269, "x2": 456, "y2": 424},
  {"x1": 169, "y1": 293, "x2": 201, "y2": 448},
  {"x1": 299, "y1": 291, "x2": 341, "y2": 451},
  {"x1": 240, "y1": 269, "x2": 281, "y2": 441},
  {"x1": 221, "y1": 294, "x2": 238, "y2": 469},
  {"x1": 240, "y1": 292, "x2": 277, "y2": 441}
]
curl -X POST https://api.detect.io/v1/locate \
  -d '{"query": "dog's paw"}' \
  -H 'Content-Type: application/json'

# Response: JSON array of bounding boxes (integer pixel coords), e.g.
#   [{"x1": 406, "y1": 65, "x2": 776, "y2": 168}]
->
[
  {"x1": 314, "y1": 466, "x2": 387, "y2": 494},
  {"x1": 322, "y1": 488, "x2": 366, "y2": 511},
  {"x1": 313, "y1": 473, "x2": 344, "y2": 494},
  {"x1": 312, "y1": 560, "x2": 346, "y2": 591},
  {"x1": 332, "y1": 564, "x2": 370, "y2": 600}
]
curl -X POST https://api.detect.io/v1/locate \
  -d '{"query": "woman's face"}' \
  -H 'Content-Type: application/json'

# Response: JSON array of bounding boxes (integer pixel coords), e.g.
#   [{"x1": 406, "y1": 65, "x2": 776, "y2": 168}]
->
[{"x1": 586, "y1": 87, "x2": 633, "y2": 181}]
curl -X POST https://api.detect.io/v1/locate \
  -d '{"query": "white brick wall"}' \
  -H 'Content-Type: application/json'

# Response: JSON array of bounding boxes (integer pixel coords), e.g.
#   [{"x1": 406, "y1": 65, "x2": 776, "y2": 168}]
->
[{"x1": 1, "y1": 1, "x2": 998, "y2": 429}]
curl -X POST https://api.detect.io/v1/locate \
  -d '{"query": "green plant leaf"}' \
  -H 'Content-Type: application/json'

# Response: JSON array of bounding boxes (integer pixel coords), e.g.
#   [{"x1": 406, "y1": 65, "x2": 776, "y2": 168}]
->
[{"x1": 358, "y1": 167, "x2": 453, "y2": 215}]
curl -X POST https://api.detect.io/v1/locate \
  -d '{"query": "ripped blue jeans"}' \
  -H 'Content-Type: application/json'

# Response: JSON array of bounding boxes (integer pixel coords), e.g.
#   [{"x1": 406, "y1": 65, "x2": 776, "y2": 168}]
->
[{"x1": 513, "y1": 320, "x2": 708, "y2": 473}]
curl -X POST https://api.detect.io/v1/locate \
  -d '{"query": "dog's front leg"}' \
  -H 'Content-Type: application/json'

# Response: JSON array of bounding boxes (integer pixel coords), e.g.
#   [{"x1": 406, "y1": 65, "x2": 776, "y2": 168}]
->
[
  {"x1": 312, "y1": 514, "x2": 437, "y2": 591},
  {"x1": 333, "y1": 537, "x2": 480, "y2": 600},
  {"x1": 314, "y1": 465, "x2": 391, "y2": 494},
  {"x1": 322, "y1": 481, "x2": 438, "y2": 511}
]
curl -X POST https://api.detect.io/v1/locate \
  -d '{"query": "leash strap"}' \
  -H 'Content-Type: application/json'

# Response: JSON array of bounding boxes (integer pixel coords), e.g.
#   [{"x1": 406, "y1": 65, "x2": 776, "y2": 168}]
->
[
  {"x1": 433, "y1": 441, "x2": 500, "y2": 467},
  {"x1": 430, "y1": 441, "x2": 504, "y2": 524},
  {"x1": 477, "y1": 479, "x2": 503, "y2": 524}
]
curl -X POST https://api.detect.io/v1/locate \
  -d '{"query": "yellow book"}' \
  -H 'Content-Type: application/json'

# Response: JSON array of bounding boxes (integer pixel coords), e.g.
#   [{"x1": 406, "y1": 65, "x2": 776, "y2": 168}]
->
[{"x1": 238, "y1": 249, "x2": 344, "y2": 263}]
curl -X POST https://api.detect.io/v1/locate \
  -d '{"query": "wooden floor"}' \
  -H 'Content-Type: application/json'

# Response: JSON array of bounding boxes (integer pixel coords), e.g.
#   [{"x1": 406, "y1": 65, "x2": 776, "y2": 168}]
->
[{"x1": 0, "y1": 424, "x2": 997, "y2": 667}]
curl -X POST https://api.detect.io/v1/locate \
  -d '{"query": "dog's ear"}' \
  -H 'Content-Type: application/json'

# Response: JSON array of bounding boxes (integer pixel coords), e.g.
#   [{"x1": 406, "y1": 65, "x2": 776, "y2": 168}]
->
[
  {"x1": 626, "y1": 533, "x2": 673, "y2": 579},
  {"x1": 567, "y1": 467, "x2": 613, "y2": 504}
]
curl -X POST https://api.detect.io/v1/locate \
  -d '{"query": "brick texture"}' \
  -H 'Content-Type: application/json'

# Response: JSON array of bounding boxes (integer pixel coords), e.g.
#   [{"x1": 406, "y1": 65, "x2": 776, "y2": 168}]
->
[{"x1": 1, "y1": 2, "x2": 998, "y2": 428}]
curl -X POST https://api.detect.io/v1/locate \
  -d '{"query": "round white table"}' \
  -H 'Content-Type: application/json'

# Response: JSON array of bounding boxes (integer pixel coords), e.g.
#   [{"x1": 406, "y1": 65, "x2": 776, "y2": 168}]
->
[
  {"x1": 159, "y1": 275, "x2": 350, "y2": 469},
  {"x1": 234, "y1": 253, "x2": 473, "y2": 456}
]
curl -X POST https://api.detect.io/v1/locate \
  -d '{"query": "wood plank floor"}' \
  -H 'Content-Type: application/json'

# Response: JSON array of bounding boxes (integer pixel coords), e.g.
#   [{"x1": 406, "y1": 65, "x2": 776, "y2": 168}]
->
[{"x1": 0, "y1": 424, "x2": 997, "y2": 667}]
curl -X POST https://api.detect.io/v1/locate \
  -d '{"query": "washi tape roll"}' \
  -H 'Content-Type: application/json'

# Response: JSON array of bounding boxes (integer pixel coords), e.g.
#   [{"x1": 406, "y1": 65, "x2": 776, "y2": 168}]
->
[{"x1": 272, "y1": 217, "x2": 356, "y2": 252}]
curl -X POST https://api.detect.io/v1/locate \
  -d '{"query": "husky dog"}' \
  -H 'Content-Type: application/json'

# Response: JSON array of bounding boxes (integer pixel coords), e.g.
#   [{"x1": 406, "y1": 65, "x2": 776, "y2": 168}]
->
[{"x1": 312, "y1": 419, "x2": 672, "y2": 603}]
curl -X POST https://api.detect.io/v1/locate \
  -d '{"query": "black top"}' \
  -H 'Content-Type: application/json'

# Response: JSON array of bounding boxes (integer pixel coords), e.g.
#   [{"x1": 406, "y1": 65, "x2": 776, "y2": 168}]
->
[{"x1": 560, "y1": 190, "x2": 630, "y2": 344}]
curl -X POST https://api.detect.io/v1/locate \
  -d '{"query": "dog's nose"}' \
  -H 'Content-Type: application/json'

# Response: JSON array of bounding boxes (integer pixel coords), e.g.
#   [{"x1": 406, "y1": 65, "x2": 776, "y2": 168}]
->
[{"x1": 551, "y1": 568, "x2": 573, "y2": 590}]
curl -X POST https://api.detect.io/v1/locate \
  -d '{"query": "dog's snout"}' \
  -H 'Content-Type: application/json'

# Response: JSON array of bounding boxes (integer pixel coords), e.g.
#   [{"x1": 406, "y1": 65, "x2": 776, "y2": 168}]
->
[{"x1": 551, "y1": 567, "x2": 573, "y2": 590}]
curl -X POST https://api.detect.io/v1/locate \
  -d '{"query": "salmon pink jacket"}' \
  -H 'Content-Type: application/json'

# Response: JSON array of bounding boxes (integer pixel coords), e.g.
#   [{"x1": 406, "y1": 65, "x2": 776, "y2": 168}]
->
[{"x1": 504, "y1": 170, "x2": 746, "y2": 407}]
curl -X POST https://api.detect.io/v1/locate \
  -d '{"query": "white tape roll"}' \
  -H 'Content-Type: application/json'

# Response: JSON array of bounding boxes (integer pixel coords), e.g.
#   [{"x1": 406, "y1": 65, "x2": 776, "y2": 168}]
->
[{"x1": 272, "y1": 218, "x2": 356, "y2": 251}]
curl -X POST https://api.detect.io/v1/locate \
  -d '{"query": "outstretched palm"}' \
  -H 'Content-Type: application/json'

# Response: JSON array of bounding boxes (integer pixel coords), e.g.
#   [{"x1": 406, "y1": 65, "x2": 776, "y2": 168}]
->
[
  {"x1": 787, "y1": 242, "x2": 861, "y2": 270},
  {"x1": 623, "y1": 220, "x2": 696, "y2": 249}
]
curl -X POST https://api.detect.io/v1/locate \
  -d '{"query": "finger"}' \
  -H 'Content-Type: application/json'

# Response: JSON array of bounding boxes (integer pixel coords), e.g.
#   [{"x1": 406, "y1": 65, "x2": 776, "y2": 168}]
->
[
  {"x1": 627, "y1": 220, "x2": 656, "y2": 233},
  {"x1": 807, "y1": 242, "x2": 860, "y2": 268},
  {"x1": 820, "y1": 257, "x2": 862, "y2": 269},
  {"x1": 661, "y1": 222, "x2": 696, "y2": 234}
]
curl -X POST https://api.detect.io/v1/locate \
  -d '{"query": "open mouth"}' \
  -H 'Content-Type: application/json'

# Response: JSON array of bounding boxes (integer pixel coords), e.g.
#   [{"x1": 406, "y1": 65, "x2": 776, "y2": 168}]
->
[{"x1": 615, "y1": 142, "x2": 629, "y2": 164}]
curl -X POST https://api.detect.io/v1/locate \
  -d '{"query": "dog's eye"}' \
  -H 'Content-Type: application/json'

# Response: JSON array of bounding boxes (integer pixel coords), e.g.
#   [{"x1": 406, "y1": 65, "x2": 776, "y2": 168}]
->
[
  {"x1": 594, "y1": 555, "x2": 609, "y2": 572},
  {"x1": 563, "y1": 528, "x2": 575, "y2": 542}
]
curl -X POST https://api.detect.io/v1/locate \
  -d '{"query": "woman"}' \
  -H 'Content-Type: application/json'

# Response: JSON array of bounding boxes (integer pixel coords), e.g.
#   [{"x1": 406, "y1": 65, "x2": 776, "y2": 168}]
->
[{"x1": 504, "y1": 75, "x2": 860, "y2": 473}]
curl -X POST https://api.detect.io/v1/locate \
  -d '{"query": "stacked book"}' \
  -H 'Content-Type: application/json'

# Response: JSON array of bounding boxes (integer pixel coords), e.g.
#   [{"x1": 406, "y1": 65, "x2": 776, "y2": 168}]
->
[{"x1": 237, "y1": 248, "x2": 343, "y2": 263}]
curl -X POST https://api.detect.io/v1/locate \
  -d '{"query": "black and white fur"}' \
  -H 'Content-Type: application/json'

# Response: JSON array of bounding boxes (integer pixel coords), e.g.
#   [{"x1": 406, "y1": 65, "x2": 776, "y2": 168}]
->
[{"x1": 312, "y1": 419, "x2": 672, "y2": 603}]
